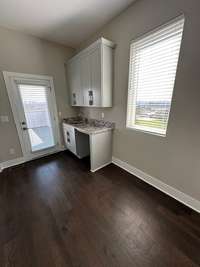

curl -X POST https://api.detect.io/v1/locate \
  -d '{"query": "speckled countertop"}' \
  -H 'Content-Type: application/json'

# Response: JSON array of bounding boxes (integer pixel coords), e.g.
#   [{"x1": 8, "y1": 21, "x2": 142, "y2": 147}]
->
[{"x1": 63, "y1": 117, "x2": 115, "y2": 135}]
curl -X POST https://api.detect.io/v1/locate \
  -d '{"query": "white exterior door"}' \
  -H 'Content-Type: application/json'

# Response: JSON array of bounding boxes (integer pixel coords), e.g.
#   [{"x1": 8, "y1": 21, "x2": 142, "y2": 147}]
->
[{"x1": 3, "y1": 72, "x2": 60, "y2": 161}]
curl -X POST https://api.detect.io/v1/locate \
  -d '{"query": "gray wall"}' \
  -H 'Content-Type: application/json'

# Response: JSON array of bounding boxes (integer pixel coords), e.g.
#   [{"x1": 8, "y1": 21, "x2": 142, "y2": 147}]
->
[
  {"x1": 79, "y1": 0, "x2": 200, "y2": 201},
  {"x1": 0, "y1": 26, "x2": 75, "y2": 163}
]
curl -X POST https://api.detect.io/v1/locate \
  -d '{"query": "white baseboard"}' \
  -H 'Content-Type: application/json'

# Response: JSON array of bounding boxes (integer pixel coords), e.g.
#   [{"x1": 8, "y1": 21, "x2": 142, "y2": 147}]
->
[
  {"x1": 0, "y1": 157, "x2": 25, "y2": 172},
  {"x1": 0, "y1": 147, "x2": 66, "y2": 173},
  {"x1": 91, "y1": 161, "x2": 112, "y2": 173},
  {"x1": 112, "y1": 157, "x2": 200, "y2": 214}
]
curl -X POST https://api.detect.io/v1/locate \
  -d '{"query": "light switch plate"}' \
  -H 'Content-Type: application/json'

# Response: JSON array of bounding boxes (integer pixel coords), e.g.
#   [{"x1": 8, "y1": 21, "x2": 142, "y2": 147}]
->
[{"x1": 9, "y1": 148, "x2": 15, "y2": 155}]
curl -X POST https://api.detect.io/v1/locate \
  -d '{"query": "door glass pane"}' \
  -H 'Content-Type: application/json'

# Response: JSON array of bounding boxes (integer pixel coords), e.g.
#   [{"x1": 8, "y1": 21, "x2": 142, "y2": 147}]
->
[{"x1": 18, "y1": 84, "x2": 55, "y2": 152}]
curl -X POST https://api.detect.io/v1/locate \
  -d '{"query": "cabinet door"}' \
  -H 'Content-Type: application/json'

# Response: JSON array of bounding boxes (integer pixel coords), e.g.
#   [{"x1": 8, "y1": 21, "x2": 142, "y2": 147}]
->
[
  {"x1": 80, "y1": 55, "x2": 91, "y2": 106},
  {"x1": 68, "y1": 59, "x2": 83, "y2": 106},
  {"x1": 90, "y1": 48, "x2": 101, "y2": 107},
  {"x1": 63, "y1": 124, "x2": 76, "y2": 155}
]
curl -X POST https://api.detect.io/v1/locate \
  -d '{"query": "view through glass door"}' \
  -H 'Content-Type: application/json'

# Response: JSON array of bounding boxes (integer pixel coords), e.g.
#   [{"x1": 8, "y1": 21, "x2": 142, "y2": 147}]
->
[
  {"x1": 18, "y1": 84, "x2": 55, "y2": 152},
  {"x1": 3, "y1": 72, "x2": 60, "y2": 162}
]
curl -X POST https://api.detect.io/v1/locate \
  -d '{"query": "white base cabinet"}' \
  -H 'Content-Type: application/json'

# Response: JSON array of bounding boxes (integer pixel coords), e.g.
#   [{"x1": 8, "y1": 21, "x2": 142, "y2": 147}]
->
[
  {"x1": 63, "y1": 124, "x2": 90, "y2": 158},
  {"x1": 63, "y1": 124, "x2": 77, "y2": 155},
  {"x1": 89, "y1": 131, "x2": 112, "y2": 172},
  {"x1": 63, "y1": 123, "x2": 113, "y2": 172},
  {"x1": 67, "y1": 38, "x2": 115, "y2": 107}
]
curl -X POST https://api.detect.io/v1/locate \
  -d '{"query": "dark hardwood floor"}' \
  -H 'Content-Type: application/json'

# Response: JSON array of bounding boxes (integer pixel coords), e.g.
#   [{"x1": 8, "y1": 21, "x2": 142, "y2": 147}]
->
[{"x1": 0, "y1": 151, "x2": 200, "y2": 267}]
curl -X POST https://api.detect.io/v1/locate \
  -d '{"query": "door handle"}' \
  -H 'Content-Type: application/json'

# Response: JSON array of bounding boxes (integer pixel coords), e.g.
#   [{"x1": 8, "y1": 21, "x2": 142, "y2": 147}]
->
[{"x1": 21, "y1": 121, "x2": 27, "y2": 130}]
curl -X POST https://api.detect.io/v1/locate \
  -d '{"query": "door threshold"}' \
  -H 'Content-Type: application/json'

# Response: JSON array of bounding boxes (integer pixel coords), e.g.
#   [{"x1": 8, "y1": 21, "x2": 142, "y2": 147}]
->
[{"x1": 1, "y1": 149, "x2": 66, "y2": 172}]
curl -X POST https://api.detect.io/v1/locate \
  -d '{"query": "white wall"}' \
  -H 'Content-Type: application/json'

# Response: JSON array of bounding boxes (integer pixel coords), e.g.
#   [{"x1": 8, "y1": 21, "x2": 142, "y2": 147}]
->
[
  {"x1": 79, "y1": 0, "x2": 200, "y2": 201},
  {"x1": 0, "y1": 26, "x2": 75, "y2": 163}
]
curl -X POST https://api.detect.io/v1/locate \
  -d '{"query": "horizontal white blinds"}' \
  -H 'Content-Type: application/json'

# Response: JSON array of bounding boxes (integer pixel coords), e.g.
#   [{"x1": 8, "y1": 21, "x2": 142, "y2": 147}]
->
[
  {"x1": 127, "y1": 16, "x2": 185, "y2": 135},
  {"x1": 18, "y1": 84, "x2": 50, "y2": 127},
  {"x1": 19, "y1": 85, "x2": 48, "y2": 104},
  {"x1": 18, "y1": 84, "x2": 55, "y2": 152}
]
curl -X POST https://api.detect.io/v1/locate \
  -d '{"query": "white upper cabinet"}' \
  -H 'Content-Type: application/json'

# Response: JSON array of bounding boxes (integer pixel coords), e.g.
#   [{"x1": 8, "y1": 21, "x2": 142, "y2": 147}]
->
[
  {"x1": 67, "y1": 38, "x2": 115, "y2": 107},
  {"x1": 89, "y1": 48, "x2": 101, "y2": 106},
  {"x1": 80, "y1": 53, "x2": 91, "y2": 106},
  {"x1": 67, "y1": 58, "x2": 83, "y2": 106}
]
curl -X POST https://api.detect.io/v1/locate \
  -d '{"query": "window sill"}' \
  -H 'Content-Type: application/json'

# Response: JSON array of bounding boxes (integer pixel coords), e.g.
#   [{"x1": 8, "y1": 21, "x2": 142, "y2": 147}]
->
[{"x1": 126, "y1": 125, "x2": 166, "y2": 137}]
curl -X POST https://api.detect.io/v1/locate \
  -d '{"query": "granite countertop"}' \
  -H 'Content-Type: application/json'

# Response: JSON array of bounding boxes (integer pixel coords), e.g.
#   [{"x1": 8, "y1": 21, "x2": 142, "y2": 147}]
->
[{"x1": 63, "y1": 117, "x2": 115, "y2": 135}]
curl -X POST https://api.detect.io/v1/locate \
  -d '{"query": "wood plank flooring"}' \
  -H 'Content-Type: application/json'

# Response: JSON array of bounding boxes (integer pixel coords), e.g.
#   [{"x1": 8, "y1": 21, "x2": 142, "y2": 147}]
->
[{"x1": 0, "y1": 151, "x2": 200, "y2": 267}]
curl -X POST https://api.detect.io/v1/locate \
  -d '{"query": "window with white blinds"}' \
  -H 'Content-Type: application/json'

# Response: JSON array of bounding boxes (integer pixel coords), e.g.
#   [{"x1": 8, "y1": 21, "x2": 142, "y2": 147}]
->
[{"x1": 126, "y1": 16, "x2": 185, "y2": 136}]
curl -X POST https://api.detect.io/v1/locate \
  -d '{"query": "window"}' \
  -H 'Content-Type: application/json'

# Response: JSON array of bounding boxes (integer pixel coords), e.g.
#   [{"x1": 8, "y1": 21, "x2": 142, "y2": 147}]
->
[
  {"x1": 126, "y1": 16, "x2": 185, "y2": 136},
  {"x1": 18, "y1": 84, "x2": 55, "y2": 152}
]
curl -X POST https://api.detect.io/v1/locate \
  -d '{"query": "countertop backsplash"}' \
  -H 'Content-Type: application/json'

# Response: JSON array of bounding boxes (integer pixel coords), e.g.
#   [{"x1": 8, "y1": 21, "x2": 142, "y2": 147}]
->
[{"x1": 63, "y1": 116, "x2": 115, "y2": 129}]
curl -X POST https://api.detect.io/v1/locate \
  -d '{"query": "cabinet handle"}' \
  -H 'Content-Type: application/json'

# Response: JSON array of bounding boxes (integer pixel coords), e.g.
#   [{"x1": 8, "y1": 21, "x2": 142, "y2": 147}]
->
[
  {"x1": 72, "y1": 93, "x2": 77, "y2": 105},
  {"x1": 66, "y1": 131, "x2": 70, "y2": 142},
  {"x1": 88, "y1": 90, "x2": 93, "y2": 106}
]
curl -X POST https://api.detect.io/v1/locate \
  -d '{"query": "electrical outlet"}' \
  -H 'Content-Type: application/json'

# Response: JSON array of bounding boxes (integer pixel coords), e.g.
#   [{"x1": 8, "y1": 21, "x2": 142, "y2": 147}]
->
[
  {"x1": 9, "y1": 148, "x2": 15, "y2": 155},
  {"x1": 101, "y1": 112, "x2": 105, "y2": 119}
]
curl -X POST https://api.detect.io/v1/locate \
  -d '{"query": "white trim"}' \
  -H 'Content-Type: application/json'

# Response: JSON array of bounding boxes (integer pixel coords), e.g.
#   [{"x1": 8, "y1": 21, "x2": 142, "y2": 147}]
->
[
  {"x1": 0, "y1": 147, "x2": 67, "y2": 173},
  {"x1": 0, "y1": 157, "x2": 25, "y2": 172},
  {"x1": 126, "y1": 126, "x2": 166, "y2": 138},
  {"x1": 3, "y1": 71, "x2": 61, "y2": 162},
  {"x1": 3, "y1": 71, "x2": 56, "y2": 82},
  {"x1": 126, "y1": 15, "x2": 185, "y2": 138},
  {"x1": 67, "y1": 37, "x2": 115, "y2": 64},
  {"x1": 131, "y1": 14, "x2": 185, "y2": 44},
  {"x1": 112, "y1": 157, "x2": 200, "y2": 214},
  {"x1": 91, "y1": 161, "x2": 112, "y2": 173}
]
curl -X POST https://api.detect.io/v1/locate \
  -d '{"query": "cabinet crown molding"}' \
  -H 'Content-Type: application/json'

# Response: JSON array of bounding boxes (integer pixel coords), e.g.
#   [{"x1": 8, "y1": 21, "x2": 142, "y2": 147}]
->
[{"x1": 66, "y1": 37, "x2": 115, "y2": 64}]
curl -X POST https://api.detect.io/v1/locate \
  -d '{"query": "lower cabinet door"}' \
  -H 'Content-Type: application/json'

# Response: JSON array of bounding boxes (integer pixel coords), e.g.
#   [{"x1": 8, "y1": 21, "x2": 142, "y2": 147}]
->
[{"x1": 63, "y1": 125, "x2": 77, "y2": 155}]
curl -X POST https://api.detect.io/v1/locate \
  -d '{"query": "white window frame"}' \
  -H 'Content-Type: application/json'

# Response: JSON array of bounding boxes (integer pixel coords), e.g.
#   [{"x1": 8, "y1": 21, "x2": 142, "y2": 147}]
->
[{"x1": 126, "y1": 15, "x2": 185, "y2": 137}]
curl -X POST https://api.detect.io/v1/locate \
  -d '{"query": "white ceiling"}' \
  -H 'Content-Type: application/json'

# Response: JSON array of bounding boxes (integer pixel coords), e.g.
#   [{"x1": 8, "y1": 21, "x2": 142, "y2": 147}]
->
[{"x1": 0, "y1": 0, "x2": 136, "y2": 48}]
